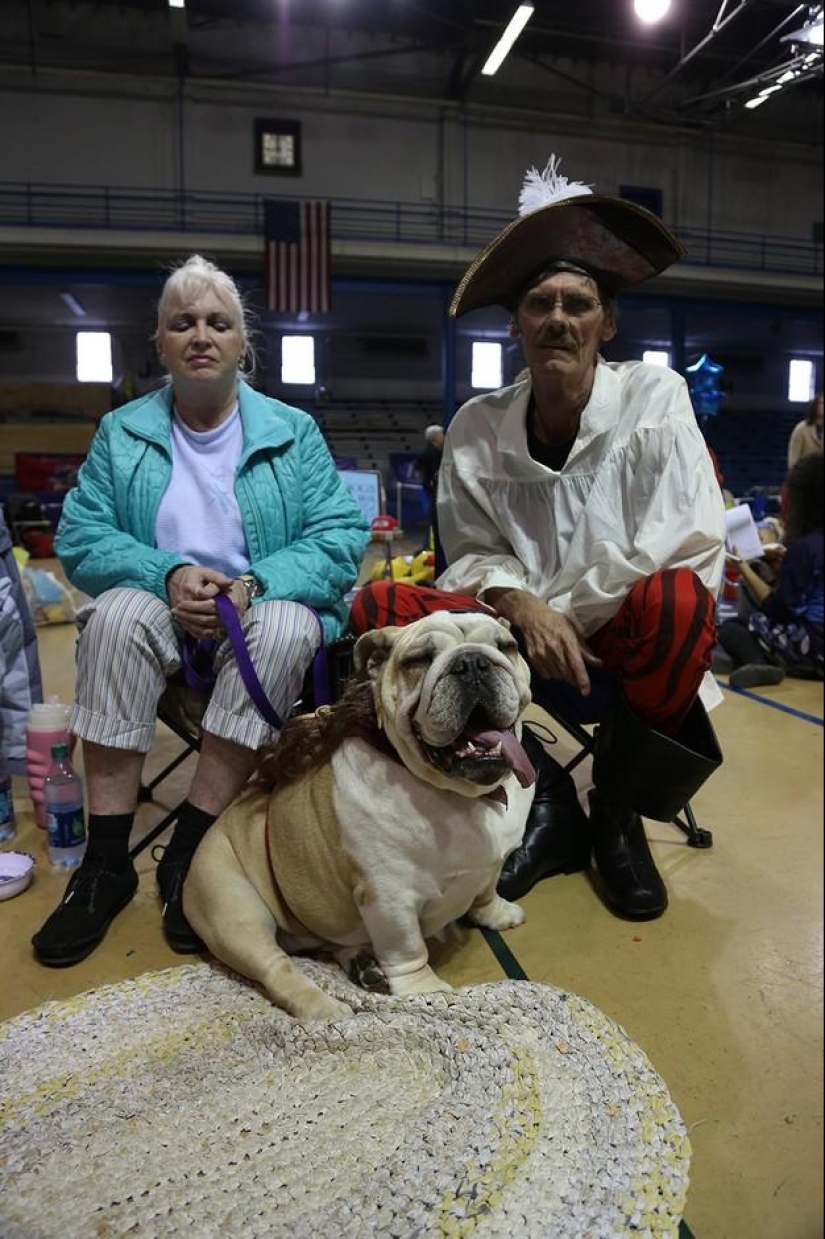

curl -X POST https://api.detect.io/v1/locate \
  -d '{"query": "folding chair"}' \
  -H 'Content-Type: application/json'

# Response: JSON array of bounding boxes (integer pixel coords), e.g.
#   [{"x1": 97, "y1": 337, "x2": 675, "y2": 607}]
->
[
  {"x1": 530, "y1": 670, "x2": 714, "y2": 850},
  {"x1": 131, "y1": 635, "x2": 356, "y2": 860}
]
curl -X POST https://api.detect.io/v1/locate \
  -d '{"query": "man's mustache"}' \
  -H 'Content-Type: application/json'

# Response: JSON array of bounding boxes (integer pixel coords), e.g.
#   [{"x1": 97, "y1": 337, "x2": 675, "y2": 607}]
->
[{"x1": 537, "y1": 335, "x2": 576, "y2": 350}]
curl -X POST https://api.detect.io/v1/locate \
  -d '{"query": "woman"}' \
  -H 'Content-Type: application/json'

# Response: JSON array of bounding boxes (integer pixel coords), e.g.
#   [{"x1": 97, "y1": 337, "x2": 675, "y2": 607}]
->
[
  {"x1": 32, "y1": 254, "x2": 369, "y2": 965},
  {"x1": 719, "y1": 454, "x2": 824, "y2": 689},
  {"x1": 787, "y1": 391, "x2": 823, "y2": 469}
]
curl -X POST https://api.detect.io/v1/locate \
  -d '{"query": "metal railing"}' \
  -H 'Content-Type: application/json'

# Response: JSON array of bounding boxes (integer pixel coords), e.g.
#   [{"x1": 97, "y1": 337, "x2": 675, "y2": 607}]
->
[{"x1": 0, "y1": 181, "x2": 821, "y2": 278}]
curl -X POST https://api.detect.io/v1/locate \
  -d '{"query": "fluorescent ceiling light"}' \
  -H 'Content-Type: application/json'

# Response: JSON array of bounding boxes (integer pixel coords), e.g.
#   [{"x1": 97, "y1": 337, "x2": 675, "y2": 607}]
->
[
  {"x1": 744, "y1": 95, "x2": 769, "y2": 108},
  {"x1": 481, "y1": 5, "x2": 534, "y2": 77},
  {"x1": 60, "y1": 291, "x2": 86, "y2": 317},
  {"x1": 168, "y1": 0, "x2": 185, "y2": 8},
  {"x1": 780, "y1": 14, "x2": 824, "y2": 47},
  {"x1": 634, "y1": 0, "x2": 672, "y2": 24}
]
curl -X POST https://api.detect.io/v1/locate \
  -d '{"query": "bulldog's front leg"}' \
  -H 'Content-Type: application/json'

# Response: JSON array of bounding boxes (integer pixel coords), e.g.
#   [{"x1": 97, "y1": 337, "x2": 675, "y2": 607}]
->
[
  {"x1": 466, "y1": 882, "x2": 526, "y2": 931},
  {"x1": 355, "y1": 897, "x2": 452, "y2": 997}
]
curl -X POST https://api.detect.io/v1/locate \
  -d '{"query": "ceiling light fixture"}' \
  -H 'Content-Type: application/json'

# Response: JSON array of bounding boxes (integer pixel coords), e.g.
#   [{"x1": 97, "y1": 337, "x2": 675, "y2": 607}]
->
[
  {"x1": 481, "y1": 5, "x2": 534, "y2": 77},
  {"x1": 780, "y1": 6, "x2": 824, "y2": 47},
  {"x1": 633, "y1": 0, "x2": 672, "y2": 24},
  {"x1": 60, "y1": 291, "x2": 86, "y2": 317},
  {"x1": 168, "y1": 0, "x2": 185, "y2": 9}
]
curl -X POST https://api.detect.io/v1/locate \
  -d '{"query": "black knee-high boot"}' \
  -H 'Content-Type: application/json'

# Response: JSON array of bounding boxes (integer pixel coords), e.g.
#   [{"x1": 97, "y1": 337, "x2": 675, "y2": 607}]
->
[
  {"x1": 496, "y1": 727, "x2": 591, "y2": 902},
  {"x1": 589, "y1": 693, "x2": 723, "y2": 919}
]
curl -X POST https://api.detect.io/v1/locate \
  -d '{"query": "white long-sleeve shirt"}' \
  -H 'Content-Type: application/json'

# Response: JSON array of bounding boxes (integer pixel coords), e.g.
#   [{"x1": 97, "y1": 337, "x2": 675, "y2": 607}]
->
[{"x1": 438, "y1": 360, "x2": 726, "y2": 709}]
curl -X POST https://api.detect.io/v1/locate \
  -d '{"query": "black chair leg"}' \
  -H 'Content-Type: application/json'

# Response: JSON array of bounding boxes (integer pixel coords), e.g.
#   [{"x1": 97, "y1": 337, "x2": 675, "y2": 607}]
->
[
  {"x1": 137, "y1": 746, "x2": 197, "y2": 803},
  {"x1": 673, "y1": 801, "x2": 714, "y2": 849},
  {"x1": 129, "y1": 801, "x2": 185, "y2": 861}
]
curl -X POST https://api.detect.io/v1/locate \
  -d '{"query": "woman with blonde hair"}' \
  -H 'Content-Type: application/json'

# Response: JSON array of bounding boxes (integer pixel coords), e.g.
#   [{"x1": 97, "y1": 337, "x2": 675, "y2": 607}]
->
[{"x1": 33, "y1": 254, "x2": 369, "y2": 965}]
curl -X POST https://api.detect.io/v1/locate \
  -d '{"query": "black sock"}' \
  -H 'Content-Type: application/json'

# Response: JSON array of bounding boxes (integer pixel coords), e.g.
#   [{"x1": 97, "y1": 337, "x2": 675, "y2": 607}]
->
[
  {"x1": 85, "y1": 813, "x2": 135, "y2": 867},
  {"x1": 166, "y1": 802, "x2": 218, "y2": 861}
]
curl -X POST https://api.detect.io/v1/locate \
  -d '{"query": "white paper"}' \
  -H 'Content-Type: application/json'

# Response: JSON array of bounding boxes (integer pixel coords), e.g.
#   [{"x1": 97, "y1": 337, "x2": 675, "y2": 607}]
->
[{"x1": 724, "y1": 504, "x2": 764, "y2": 562}]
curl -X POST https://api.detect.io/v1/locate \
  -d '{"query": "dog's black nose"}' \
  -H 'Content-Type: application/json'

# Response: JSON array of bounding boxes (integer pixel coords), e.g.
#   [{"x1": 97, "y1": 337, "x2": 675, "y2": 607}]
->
[{"x1": 452, "y1": 651, "x2": 491, "y2": 681}]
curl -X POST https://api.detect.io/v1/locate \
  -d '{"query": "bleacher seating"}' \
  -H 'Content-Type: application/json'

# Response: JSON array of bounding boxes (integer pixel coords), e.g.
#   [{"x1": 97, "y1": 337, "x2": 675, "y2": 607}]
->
[
  {"x1": 321, "y1": 399, "x2": 442, "y2": 522},
  {"x1": 703, "y1": 407, "x2": 803, "y2": 497}
]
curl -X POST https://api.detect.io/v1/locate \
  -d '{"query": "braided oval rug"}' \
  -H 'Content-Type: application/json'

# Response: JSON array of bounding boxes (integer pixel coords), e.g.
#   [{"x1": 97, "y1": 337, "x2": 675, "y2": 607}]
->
[{"x1": 0, "y1": 960, "x2": 690, "y2": 1238}]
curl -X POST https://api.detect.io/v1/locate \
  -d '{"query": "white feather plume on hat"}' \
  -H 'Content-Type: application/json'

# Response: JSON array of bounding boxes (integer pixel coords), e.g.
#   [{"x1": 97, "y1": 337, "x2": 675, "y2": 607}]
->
[{"x1": 518, "y1": 155, "x2": 593, "y2": 217}]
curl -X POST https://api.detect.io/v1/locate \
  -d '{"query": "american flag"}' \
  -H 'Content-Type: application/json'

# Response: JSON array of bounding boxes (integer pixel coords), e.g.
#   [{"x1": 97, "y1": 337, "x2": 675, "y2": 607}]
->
[{"x1": 263, "y1": 199, "x2": 331, "y2": 314}]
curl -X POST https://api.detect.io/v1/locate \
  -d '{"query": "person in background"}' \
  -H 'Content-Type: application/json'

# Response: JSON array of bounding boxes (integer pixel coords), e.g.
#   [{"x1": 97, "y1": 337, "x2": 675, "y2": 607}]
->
[
  {"x1": 787, "y1": 391, "x2": 823, "y2": 469},
  {"x1": 418, "y1": 424, "x2": 445, "y2": 503},
  {"x1": 417, "y1": 423, "x2": 445, "y2": 570},
  {"x1": 32, "y1": 254, "x2": 369, "y2": 966},
  {"x1": 1, "y1": 511, "x2": 44, "y2": 773},
  {"x1": 352, "y1": 156, "x2": 726, "y2": 921},
  {"x1": 719, "y1": 454, "x2": 823, "y2": 688}
]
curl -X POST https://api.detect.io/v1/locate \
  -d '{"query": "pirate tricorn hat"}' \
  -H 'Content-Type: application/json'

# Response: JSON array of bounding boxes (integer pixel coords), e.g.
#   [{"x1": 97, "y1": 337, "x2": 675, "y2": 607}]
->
[{"x1": 449, "y1": 155, "x2": 686, "y2": 318}]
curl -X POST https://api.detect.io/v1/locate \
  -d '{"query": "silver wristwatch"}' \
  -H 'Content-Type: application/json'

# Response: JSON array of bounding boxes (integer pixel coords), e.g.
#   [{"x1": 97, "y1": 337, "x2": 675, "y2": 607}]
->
[{"x1": 238, "y1": 573, "x2": 263, "y2": 603}]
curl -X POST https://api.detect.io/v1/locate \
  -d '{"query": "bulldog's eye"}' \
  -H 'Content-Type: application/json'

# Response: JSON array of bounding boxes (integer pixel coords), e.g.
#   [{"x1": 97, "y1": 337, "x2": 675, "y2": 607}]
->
[
  {"x1": 497, "y1": 638, "x2": 519, "y2": 656},
  {"x1": 399, "y1": 652, "x2": 430, "y2": 671}
]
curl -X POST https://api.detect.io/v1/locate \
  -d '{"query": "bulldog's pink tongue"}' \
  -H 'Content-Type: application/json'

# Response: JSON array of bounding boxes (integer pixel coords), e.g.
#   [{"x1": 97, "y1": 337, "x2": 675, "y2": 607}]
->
[{"x1": 468, "y1": 729, "x2": 536, "y2": 787}]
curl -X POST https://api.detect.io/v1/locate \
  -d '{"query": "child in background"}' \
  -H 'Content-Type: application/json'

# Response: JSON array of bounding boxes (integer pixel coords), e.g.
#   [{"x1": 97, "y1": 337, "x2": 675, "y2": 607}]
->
[{"x1": 718, "y1": 455, "x2": 824, "y2": 688}]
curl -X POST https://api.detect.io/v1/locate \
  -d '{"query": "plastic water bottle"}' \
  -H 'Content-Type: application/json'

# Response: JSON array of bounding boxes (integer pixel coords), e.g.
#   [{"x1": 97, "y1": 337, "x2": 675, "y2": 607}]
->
[
  {"x1": 44, "y1": 743, "x2": 86, "y2": 868},
  {"x1": 27, "y1": 699, "x2": 72, "y2": 829},
  {"x1": 0, "y1": 751, "x2": 16, "y2": 843}
]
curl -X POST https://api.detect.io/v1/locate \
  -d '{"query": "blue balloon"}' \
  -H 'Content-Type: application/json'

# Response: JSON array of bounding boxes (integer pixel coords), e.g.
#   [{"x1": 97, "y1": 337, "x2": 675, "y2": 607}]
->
[{"x1": 686, "y1": 353, "x2": 725, "y2": 418}]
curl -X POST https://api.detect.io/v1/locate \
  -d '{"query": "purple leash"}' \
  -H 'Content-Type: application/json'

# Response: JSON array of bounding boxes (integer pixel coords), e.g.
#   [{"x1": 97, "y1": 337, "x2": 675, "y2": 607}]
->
[{"x1": 181, "y1": 594, "x2": 329, "y2": 729}]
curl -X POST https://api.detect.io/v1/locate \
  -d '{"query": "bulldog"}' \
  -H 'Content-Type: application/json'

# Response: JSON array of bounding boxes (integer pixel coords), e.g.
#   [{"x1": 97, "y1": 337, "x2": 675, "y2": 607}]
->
[{"x1": 184, "y1": 611, "x2": 537, "y2": 1021}]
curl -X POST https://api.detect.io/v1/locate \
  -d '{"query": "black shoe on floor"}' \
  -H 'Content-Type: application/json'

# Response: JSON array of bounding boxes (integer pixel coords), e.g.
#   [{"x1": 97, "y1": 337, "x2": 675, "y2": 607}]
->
[
  {"x1": 496, "y1": 729, "x2": 592, "y2": 902},
  {"x1": 728, "y1": 663, "x2": 785, "y2": 690},
  {"x1": 588, "y1": 790, "x2": 668, "y2": 920},
  {"x1": 31, "y1": 857, "x2": 139, "y2": 967},
  {"x1": 154, "y1": 848, "x2": 204, "y2": 954}
]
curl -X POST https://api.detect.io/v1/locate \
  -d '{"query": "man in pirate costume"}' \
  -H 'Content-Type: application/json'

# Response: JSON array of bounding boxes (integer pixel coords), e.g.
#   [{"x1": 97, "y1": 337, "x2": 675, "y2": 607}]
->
[{"x1": 352, "y1": 157, "x2": 725, "y2": 920}]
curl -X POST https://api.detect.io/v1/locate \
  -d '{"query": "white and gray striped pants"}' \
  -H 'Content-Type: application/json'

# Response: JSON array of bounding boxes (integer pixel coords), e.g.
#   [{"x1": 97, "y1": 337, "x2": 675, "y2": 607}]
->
[{"x1": 70, "y1": 588, "x2": 321, "y2": 753}]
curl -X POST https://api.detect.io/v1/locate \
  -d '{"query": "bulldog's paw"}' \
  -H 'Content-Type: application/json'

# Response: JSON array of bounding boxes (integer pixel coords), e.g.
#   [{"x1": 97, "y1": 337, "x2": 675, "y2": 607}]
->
[
  {"x1": 389, "y1": 965, "x2": 454, "y2": 997},
  {"x1": 295, "y1": 992, "x2": 353, "y2": 1022},
  {"x1": 347, "y1": 952, "x2": 391, "y2": 995},
  {"x1": 468, "y1": 894, "x2": 526, "y2": 931}
]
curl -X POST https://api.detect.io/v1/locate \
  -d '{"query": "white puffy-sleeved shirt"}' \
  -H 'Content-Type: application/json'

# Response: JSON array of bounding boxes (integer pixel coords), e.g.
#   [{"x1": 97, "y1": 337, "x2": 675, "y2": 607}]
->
[{"x1": 437, "y1": 360, "x2": 726, "y2": 710}]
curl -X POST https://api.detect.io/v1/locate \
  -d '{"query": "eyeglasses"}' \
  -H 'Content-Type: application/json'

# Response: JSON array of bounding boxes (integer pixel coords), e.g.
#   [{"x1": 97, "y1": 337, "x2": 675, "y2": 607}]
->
[{"x1": 521, "y1": 292, "x2": 603, "y2": 319}]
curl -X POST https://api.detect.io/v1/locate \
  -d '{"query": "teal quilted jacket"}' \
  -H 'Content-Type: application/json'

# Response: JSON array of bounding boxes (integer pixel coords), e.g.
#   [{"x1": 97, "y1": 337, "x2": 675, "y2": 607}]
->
[{"x1": 55, "y1": 381, "x2": 370, "y2": 640}]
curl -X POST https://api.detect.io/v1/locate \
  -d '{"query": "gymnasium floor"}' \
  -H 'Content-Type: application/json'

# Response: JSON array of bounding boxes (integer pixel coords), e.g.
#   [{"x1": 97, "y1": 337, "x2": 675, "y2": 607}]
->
[{"x1": 1, "y1": 552, "x2": 822, "y2": 1238}]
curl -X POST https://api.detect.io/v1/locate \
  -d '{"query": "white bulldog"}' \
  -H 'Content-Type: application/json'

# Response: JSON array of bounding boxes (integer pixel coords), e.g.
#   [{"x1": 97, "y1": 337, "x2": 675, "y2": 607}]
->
[{"x1": 184, "y1": 611, "x2": 536, "y2": 1021}]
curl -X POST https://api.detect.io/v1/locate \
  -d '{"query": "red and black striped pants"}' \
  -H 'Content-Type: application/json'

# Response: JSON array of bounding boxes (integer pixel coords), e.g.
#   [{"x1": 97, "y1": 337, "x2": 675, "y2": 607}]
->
[{"x1": 350, "y1": 568, "x2": 716, "y2": 733}]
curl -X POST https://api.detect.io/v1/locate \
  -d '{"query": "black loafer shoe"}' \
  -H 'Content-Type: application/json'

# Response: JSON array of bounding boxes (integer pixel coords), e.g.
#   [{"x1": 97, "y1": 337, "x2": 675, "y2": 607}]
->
[
  {"x1": 155, "y1": 849, "x2": 204, "y2": 954},
  {"x1": 589, "y1": 790, "x2": 668, "y2": 920},
  {"x1": 497, "y1": 729, "x2": 592, "y2": 902},
  {"x1": 32, "y1": 858, "x2": 139, "y2": 966}
]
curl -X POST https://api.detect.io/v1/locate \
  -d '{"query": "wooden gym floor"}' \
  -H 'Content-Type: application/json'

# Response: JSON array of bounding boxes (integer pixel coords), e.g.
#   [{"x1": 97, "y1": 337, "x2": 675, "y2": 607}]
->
[{"x1": 1, "y1": 551, "x2": 822, "y2": 1238}]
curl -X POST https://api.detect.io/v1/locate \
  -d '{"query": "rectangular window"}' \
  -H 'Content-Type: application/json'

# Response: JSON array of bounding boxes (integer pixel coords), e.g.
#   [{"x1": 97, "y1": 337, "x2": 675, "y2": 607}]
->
[
  {"x1": 643, "y1": 350, "x2": 671, "y2": 368},
  {"x1": 788, "y1": 358, "x2": 815, "y2": 403},
  {"x1": 255, "y1": 118, "x2": 302, "y2": 176},
  {"x1": 76, "y1": 332, "x2": 112, "y2": 383},
  {"x1": 471, "y1": 341, "x2": 502, "y2": 390},
  {"x1": 281, "y1": 335, "x2": 315, "y2": 385}
]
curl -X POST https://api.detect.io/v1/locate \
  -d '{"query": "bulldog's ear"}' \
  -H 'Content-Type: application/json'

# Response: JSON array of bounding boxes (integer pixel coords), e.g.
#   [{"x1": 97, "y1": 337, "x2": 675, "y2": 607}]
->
[
  {"x1": 495, "y1": 616, "x2": 513, "y2": 632},
  {"x1": 353, "y1": 627, "x2": 403, "y2": 680}
]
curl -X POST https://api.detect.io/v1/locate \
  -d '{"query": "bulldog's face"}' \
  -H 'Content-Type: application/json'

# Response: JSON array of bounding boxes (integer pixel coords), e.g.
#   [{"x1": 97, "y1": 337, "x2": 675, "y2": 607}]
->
[{"x1": 353, "y1": 612, "x2": 533, "y2": 797}]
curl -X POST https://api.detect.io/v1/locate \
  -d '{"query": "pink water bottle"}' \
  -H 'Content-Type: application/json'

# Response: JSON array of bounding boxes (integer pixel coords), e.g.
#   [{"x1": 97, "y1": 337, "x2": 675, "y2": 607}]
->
[{"x1": 26, "y1": 700, "x2": 72, "y2": 828}]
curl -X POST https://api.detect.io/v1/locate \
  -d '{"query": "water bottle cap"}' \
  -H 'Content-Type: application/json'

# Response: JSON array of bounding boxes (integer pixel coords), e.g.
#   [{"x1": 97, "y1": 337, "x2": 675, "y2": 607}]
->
[
  {"x1": 50, "y1": 743, "x2": 69, "y2": 759},
  {"x1": 28, "y1": 702, "x2": 71, "y2": 729}
]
